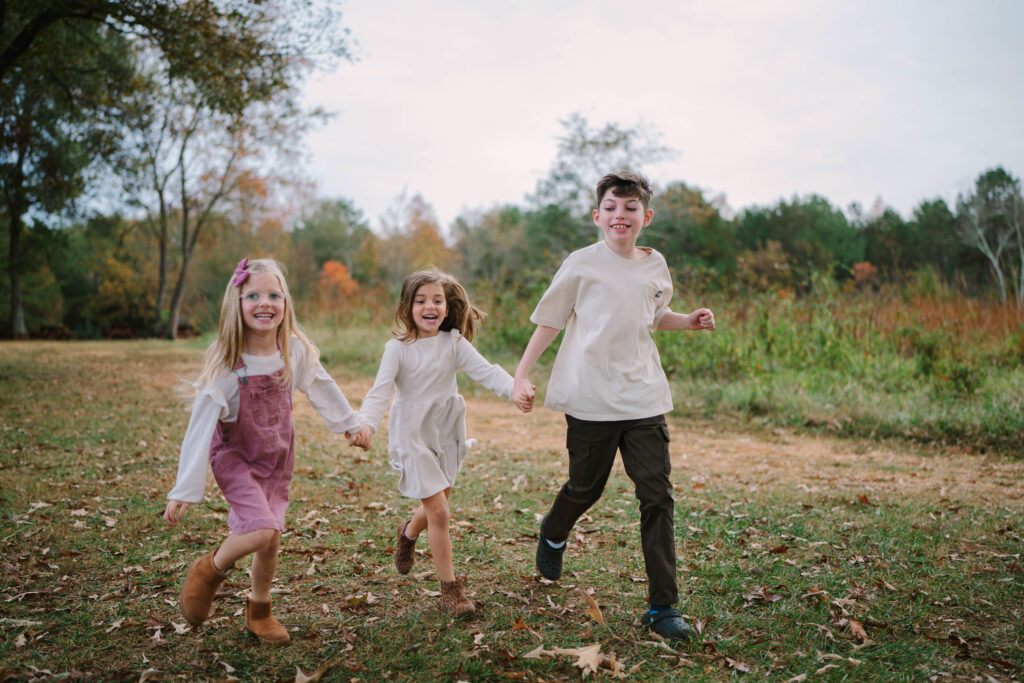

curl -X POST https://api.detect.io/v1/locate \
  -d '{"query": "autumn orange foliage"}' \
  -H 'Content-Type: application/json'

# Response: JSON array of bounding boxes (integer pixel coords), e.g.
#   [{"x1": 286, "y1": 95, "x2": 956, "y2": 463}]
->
[{"x1": 313, "y1": 260, "x2": 359, "y2": 314}]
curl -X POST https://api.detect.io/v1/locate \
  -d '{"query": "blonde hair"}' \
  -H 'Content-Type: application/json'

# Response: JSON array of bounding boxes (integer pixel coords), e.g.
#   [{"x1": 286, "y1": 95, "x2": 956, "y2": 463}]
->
[
  {"x1": 196, "y1": 258, "x2": 318, "y2": 388},
  {"x1": 394, "y1": 268, "x2": 484, "y2": 342}
]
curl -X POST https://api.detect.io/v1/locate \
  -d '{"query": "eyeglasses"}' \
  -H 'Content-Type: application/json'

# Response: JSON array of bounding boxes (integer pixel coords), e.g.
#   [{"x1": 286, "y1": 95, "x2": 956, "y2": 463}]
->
[{"x1": 240, "y1": 292, "x2": 285, "y2": 303}]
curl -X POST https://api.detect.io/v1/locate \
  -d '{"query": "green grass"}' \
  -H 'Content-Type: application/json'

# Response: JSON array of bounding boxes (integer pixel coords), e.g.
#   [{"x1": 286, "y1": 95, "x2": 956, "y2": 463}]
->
[
  {"x1": 1, "y1": 341, "x2": 1022, "y2": 681},
  {"x1": 473, "y1": 287, "x2": 1024, "y2": 456}
]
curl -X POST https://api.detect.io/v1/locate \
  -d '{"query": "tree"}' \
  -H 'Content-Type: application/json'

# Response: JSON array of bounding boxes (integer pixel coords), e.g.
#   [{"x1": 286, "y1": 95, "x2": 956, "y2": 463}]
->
[
  {"x1": 452, "y1": 205, "x2": 529, "y2": 290},
  {"x1": 860, "y1": 206, "x2": 912, "y2": 277},
  {"x1": 736, "y1": 195, "x2": 863, "y2": 284},
  {"x1": 645, "y1": 181, "x2": 735, "y2": 279},
  {"x1": 291, "y1": 198, "x2": 372, "y2": 288},
  {"x1": 2, "y1": 0, "x2": 352, "y2": 337},
  {"x1": 1, "y1": 11, "x2": 130, "y2": 337},
  {"x1": 528, "y1": 112, "x2": 676, "y2": 254},
  {"x1": 957, "y1": 167, "x2": 1024, "y2": 304},
  {"x1": 910, "y1": 198, "x2": 961, "y2": 277},
  {"x1": 376, "y1": 193, "x2": 458, "y2": 286}
]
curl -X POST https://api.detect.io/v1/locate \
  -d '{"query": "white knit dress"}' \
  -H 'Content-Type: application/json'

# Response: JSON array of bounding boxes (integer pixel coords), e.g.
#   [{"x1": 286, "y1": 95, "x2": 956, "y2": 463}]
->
[{"x1": 359, "y1": 330, "x2": 514, "y2": 499}]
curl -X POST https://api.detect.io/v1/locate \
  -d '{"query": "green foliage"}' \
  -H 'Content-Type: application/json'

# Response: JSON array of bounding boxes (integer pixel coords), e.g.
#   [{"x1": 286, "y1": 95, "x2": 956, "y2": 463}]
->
[
  {"x1": 289, "y1": 198, "x2": 373, "y2": 297},
  {"x1": 736, "y1": 195, "x2": 864, "y2": 284},
  {"x1": 646, "y1": 181, "x2": 735, "y2": 278}
]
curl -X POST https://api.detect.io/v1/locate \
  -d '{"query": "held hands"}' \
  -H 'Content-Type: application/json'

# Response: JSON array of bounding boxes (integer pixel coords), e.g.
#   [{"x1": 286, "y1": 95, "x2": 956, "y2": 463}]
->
[
  {"x1": 345, "y1": 425, "x2": 372, "y2": 451},
  {"x1": 163, "y1": 500, "x2": 190, "y2": 526},
  {"x1": 512, "y1": 377, "x2": 536, "y2": 413},
  {"x1": 690, "y1": 308, "x2": 715, "y2": 331}
]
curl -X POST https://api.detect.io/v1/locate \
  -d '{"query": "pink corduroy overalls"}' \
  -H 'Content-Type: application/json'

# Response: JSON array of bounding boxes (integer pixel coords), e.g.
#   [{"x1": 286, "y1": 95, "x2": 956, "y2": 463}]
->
[{"x1": 210, "y1": 363, "x2": 295, "y2": 535}]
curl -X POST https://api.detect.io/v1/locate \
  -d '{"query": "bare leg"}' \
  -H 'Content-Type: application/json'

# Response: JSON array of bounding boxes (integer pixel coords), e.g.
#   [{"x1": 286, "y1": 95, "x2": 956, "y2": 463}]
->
[
  {"x1": 213, "y1": 528, "x2": 278, "y2": 576},
  {"x1": 406, "y1": 488, "x2": 451, "y2": 539},
  {"x1": 421, "y1": 489, "x2": 454, "y2": 582},
  {"x1": 405, "y1": 504, "x2": 427, "y2": 539},
  {"x1": 248, "y1": 531, "x2": 280, "y2": 602}
]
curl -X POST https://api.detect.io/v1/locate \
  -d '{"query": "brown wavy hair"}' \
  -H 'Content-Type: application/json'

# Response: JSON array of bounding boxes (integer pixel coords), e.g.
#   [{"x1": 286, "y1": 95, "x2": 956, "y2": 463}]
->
[{"x1": 394, "y1": 268, "x2": 484, "y2": 342}]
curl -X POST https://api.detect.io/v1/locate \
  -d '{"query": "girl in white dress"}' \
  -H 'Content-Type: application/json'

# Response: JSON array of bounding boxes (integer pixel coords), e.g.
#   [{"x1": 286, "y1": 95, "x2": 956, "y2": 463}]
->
[{"x1": 359, "y1": 268, "x2": 530, "y2": 615}]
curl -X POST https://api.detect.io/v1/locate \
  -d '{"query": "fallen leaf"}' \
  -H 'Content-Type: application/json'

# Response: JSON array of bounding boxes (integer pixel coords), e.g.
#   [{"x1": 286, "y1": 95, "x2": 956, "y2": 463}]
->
[
  {"x1": 580, "y1": 589, "x2": 605, "y2": 625},
  {"x1": 785, "y1": 675, "x2": 807, "y2": 683},
  {"x1": 558, "y1": 643, "x2": 603, "y2": 676},
  {"x1": 522, "y1": 645, "x2": 548, "y2": 659},
  {"x1": 295, "y1": 661, "x2": 330, "y2": 683},
  {"x1": 849, "y1": 619, "x2": 868, "y2": 640},
  {"x1": 15, "y1": 633, "x2": 26, "y2": 647},
  {"x1": 725, "y1": 657, "x2": 751, "y2": 673}
]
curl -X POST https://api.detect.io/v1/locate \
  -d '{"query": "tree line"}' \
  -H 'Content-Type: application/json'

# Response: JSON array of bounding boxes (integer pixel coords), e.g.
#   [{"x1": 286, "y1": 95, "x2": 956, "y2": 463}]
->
[{"x1": 3, "y1": 5, "x2": 1022, "y2": 339}]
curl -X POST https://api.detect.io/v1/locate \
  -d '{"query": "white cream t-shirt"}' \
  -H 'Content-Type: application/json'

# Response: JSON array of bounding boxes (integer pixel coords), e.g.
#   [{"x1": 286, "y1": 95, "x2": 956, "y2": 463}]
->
[{"x1": 531, "y1": 240, "x2": 674, "y2": 421}]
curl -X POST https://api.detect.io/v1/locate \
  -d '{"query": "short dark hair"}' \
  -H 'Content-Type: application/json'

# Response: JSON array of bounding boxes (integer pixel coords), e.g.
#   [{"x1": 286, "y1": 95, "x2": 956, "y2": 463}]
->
[{"x1": 595, "y1": 171, "x2": 654, "y2": 210}]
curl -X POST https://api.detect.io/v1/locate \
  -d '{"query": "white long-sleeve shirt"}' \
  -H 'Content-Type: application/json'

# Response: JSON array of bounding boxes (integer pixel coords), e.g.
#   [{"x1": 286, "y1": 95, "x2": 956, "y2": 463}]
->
[
  {"x1": 359, "y1": 330, "x2": 514, "y2": 498},
  {"x1": 167, "y1": 343, "x2": 362, "y2": 503}
]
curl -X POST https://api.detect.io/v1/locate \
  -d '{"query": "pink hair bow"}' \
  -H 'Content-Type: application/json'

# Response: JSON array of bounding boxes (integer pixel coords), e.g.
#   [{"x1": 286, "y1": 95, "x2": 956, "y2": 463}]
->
[{"x1": 231, "y1": 258, "x2": 250, "y2": 287}]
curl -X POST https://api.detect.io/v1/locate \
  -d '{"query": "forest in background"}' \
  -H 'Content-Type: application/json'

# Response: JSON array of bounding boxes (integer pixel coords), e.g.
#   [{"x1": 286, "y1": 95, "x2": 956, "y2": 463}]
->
[{"x1": 3, "y1": 2, "x2": 1024, "y2": 343}]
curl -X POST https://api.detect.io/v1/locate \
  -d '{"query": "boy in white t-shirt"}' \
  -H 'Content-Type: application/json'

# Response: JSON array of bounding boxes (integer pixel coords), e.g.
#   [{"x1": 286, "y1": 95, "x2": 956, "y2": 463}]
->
[{"x1": 512, "y1": 171, "x2": 715, "y2": 640}]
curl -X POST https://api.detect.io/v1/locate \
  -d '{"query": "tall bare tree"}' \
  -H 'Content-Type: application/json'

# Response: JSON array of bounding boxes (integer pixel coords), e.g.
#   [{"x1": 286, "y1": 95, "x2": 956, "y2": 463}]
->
[{"x1": 958, "y1": 167, "x2": 1024, "y2": 304}]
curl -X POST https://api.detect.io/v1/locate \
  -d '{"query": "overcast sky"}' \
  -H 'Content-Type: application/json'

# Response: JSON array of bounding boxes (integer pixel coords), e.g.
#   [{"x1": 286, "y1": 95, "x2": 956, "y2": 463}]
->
[{"x1": 299, "y1": 0, "x2": 1024, "y2": 231}]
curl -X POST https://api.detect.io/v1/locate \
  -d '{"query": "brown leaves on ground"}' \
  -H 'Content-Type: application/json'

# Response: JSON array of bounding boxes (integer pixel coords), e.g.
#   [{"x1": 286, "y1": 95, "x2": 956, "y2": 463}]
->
[{"x1": 523, "y1": 642, "x2": 626, "y2": 678}]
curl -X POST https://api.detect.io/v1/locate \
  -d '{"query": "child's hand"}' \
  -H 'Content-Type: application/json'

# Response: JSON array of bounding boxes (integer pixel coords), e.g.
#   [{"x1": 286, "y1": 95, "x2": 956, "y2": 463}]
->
[
  {"x1": 512, "y1": 377, "x2": 536, "y2": 413},
  {"x1": 163, "y1": 500, "x2": 190, "y2": 526},
  {"x1": 346, "y1": 425, "x2": 372, "y2": 451},
  {"x1": 691, "y1": 308, "x2": 715, "y2": 331}
]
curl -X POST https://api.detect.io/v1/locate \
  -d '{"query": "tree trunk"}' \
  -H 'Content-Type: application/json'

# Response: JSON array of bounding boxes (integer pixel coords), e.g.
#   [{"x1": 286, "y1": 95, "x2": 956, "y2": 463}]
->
[
  {"x1": 167, "y1": 258, "x2": 188, "y2": 341},
  {"x1": 8, "y1": 207, "x2": 28, "y2": 339},
  {"x1": 152, "y1": 196, "x2": 169, "y2": 335}
]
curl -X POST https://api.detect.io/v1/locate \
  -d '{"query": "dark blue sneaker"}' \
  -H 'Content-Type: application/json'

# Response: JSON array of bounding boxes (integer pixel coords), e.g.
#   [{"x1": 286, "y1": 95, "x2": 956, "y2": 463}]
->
[
  {"x1": 640, "y1": 608, "x2": 693, "y2": 640},
  {"x1": 535, "y1": 530, "x2": 565, "y2": 580}
]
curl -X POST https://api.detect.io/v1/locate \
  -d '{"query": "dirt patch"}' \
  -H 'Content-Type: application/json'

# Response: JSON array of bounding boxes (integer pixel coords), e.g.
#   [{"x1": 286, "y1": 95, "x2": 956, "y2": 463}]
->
[{"x1": 311, "y1": 378, "x2": 1024, "y2": 507}]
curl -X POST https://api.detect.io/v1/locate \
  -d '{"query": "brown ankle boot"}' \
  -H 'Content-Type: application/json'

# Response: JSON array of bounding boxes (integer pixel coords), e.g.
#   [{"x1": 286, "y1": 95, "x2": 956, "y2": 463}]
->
[
  {"x1": 245, "y1": 596, "x2": 290, "y2": 646},
  {"x1": 395, "y1": 521, "x2": 417, "y2": 575},
  {"x1": 440, "y1": 579, "x2": 475, "y2": 616},
  {"x1": 179, "y1": 550, "x2": 231, "y2": 626}
]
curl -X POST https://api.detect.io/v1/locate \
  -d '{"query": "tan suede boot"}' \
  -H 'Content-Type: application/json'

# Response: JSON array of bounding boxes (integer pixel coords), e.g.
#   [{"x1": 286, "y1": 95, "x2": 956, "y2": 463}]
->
[
  {"x1": 394, "y1": 521, "x2": 417, "y2": 575},
  {"x1": 179, "y1": 550, "x2": 231, "y2": 626},
  {"x1": 245, "y1": 595, "x2": 290, "y2": 646},
  {"x1": 440, "y1": 579, "x2": 475, "y2": 616}
]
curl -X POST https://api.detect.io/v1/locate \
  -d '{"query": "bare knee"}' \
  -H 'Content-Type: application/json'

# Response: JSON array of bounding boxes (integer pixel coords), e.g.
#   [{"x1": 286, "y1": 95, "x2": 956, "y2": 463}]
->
[
  {"x1": 250, "y1": 528, "x2": 279, "y2": 552},
  {"x1": 421, "y1": 493, "x2": 450, "y2": 528}
]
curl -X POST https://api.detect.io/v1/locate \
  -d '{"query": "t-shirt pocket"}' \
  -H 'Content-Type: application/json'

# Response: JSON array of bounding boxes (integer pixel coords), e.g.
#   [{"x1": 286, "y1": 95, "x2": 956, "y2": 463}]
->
[{"x1": 642, "y1": 284, "x2": 666, "y2": 329}]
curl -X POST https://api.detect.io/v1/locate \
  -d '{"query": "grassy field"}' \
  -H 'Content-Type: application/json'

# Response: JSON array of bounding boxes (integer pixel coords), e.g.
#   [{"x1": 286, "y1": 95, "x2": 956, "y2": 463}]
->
[{"x1": 1, "y1": 340, "x2": 1022, "y2": 682}]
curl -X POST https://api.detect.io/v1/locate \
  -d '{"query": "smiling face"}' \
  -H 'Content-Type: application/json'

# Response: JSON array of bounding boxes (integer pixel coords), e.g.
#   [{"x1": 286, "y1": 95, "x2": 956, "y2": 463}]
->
[
  {"x1": 411, "y1": 282, "x2": 447, "y2": 338},
  {"x1": 239, "y1": 272, "x2": 286, "y2": 335},
  {"x1": 593, "y1": 189, "x2": 654, "y2": 253}
]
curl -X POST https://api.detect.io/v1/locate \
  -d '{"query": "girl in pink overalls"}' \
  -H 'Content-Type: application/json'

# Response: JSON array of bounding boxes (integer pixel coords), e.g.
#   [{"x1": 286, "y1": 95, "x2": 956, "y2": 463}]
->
[{"x1": 164, "y1": 258, "x2": 370, "y2": 645}]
